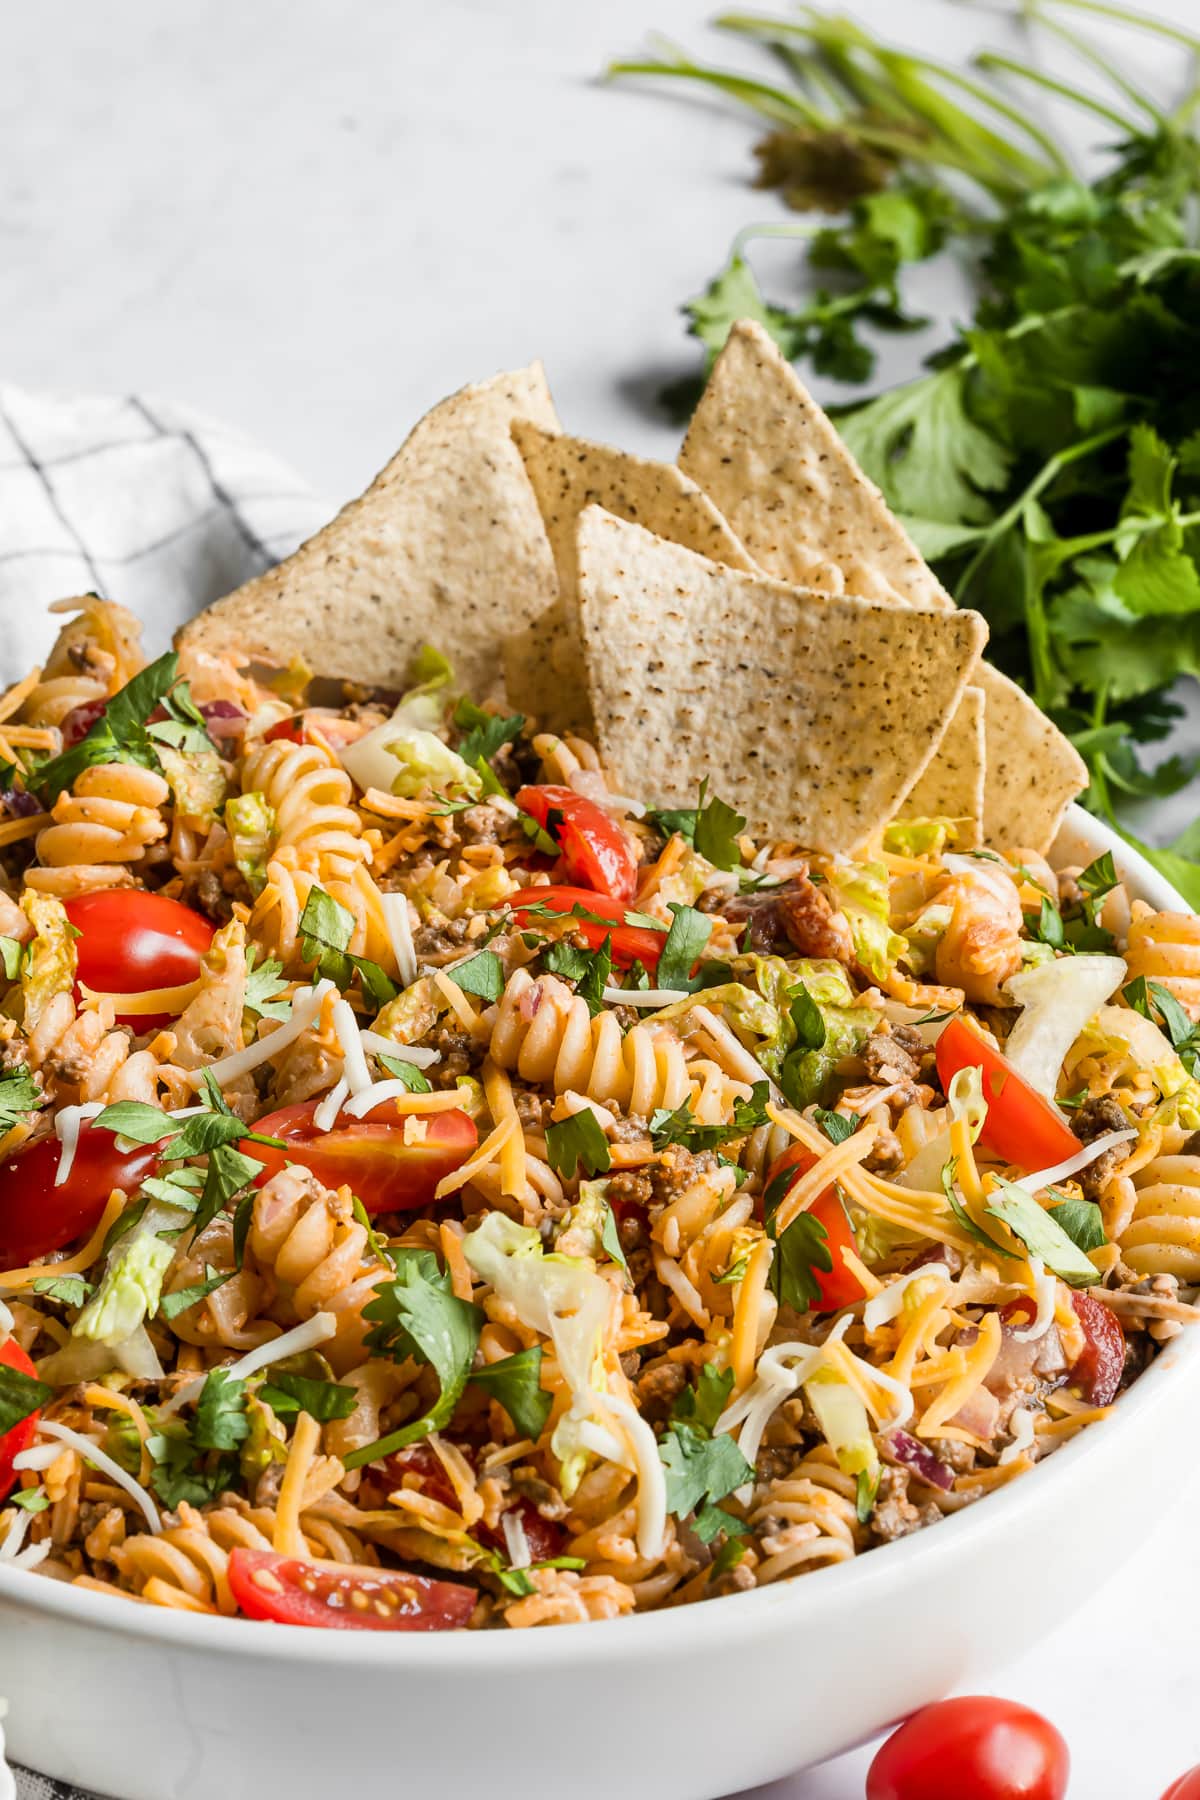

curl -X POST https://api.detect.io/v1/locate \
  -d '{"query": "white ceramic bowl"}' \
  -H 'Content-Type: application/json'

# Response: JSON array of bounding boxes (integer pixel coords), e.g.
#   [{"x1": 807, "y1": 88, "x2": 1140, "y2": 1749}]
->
[{"x1": 2, "y1": 806, "x2": 1196, "y2": 1800}]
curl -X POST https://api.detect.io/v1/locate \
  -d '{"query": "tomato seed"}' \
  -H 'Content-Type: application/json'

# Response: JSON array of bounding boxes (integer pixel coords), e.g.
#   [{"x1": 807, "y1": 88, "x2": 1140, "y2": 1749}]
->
[
  {"x1": 349, "y1": 1589, "x2": 370, "y2": 1610},
  {"x1": 252, "y1": 1568, "x2": 284, "y2": 1594}
]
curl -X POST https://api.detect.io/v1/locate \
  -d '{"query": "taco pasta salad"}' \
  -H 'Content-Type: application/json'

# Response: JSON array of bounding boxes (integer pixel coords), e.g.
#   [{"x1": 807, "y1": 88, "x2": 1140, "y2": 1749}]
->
[{"x1": 0, "y1": 331, "x2": 1197, "y2": 1634}]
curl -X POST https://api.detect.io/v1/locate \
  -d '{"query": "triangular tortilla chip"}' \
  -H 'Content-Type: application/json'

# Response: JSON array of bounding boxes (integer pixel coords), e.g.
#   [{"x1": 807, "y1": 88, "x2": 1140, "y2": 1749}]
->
[
  {"x1": 680, "y1": 320, "x2": 1086, "y2": 852},
  {"x1": 576, "y1": 509, "x2": 987, "y2": 853},
  {"x1": 504, "y1": 423, "x2": 754, "y2": 732},
  {"x1": 899, "y1": 684, "x2": 985, "y2": 848},
  {"x1": 177, "y1": 365, "x2": 559, "y2": 696}
]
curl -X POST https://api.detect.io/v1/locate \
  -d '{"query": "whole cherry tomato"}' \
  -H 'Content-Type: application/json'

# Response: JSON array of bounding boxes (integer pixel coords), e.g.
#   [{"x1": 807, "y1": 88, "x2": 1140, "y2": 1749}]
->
[
  {"x1": 0, "y1": 1337, "x2": 42, "y2": 1503},
  {"x1": 1161, "y1": 1769, "x2": 1200, "y2": 1799},
  {"x1": 935, "y1": 1015, "x2": 1079, "y2": 1172},
  {"x1": 867, "y1": 1696, "x2": 1069, "y2": 1800},
  {"x1": 508, "y1": 885, "x2": 664, "y2": 972},
  {"x1": 247, "y1": 1098, "x2": 477, "y2": 1216},
  {"x1": 515, "y1": 785, "x2": 639, "y2": 902},
  {"x1": 227, "y1": 1547, "x2": 475, "y2": 1631},
  {"x1": 762, "y1": 1143, "x2": 865, "y2": 1312},
  {"x1": 64, "y1": 890, "x2": 215, "y2": 1031},
  {"x1": 0, "y1": 1123, "x2": 160, "y2": 1268}
]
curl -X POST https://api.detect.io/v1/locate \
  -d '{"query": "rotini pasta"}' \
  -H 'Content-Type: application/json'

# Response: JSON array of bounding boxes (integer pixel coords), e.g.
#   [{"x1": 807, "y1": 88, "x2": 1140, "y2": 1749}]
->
[{"x1": 0, "y1": 592, "x2": 1193, "y2": 1645}]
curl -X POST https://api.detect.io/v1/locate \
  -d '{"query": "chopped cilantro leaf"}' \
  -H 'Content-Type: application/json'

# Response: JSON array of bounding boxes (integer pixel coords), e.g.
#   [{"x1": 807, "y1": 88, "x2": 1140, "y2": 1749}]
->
[
  {"x1": 243, "y1": 948, "x2": 291, "y2": 1021},
  {"x1": 378, "y1": 1051, "x2": 433, "y2": 1093},
  {"x1": 649, "y1": 1082, "x2": 769, "y2": 1154},
  {"x1": 258, "y1": 1371, "x2": 359, "y2": 1423},
  {"x1": 814, "y1": 1107, "x2": 861, "y2": 1146},
  {"x1": 469, "y1": 1346, "x2": 552, "y2": 1439},
  {"x1": 655, "y1": 903, "x2": 712, "y2": 992},
  {"x1": 159, "y1": 1264, "x2": 233, "y2": 1322},
  {"x1": 449, "y1": 948, "x2": 505, "y2": 1002},
  {"x1": 0, "y1": 1067, "x2": 45, "y2": 1135},
  {"x1": 545, "y1": 1109, "x2": 612, "y2": 1181},
  {"x1": 29, "y1": 1274, "x2": 92, "y2": 1307},
  {"x1": 194, "y1": 1370, "x2": 250, "y2": 1452},
  {"x1": 0, "y1": 1362, "x2": 53, "y2": 1436}
]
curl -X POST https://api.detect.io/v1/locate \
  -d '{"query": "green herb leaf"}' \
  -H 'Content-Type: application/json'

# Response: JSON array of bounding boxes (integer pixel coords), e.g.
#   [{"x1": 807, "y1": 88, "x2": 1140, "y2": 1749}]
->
[
  {"x1": 545, "y1": 1110, "x2": 612, "y2": 1181},
  {"x1": 0, "y1": 937, "x2": 24, "y2": 981},
  {"x1": 378, "y1": 1051, "x2": 433, "y2": 1093},
  {"x1": 453, "y1": 699, "x2": 524, "y2": 771},
  {"x1": 33, "y1": 652, "x2": 181, "y2": 803},
  {"x1": 29, "y1": 1274, "x2": 92, "y2": 1306},
  {"x1": 258, "y1": 1371, "x2": 359, "y2": 1423},
  {"x1": 671, "y1": 1364, "x2": 734, "y2": 1433},
  {"x1": 244, "y1": 949, "x2": 292, "y2": 1021},
  {"x1": 984, "y1": 1176, "x2": 1101, "y2": 1286},
  {"x1": 0, "y1": 1362, "x2": 53, "y2": 1435},
  {"x1": 1045, "y1": 1190, "x2": 1107, "y2": 1254},
  {"x1": 660, "y1": 1421, "x2": 753, "y2": 1524},
  {"x1": 159, "y1": 1264, "x2": 232, "y2": 1321},
  {"x1": 814, "y1": 1107, "x2": 861, "y2": 1146},
  {"x1": 10, "y1": 1488, "x2": 49, "y2": 1514},
  {"x1": 194, "y1": 1370, "x2": 250, "y2": 1452},
  {"x1": 600, "y1": 1196, "x2": 628, "y2": 1273},
  {"x1": 449, "y1": 949, "x2": 504, "y2": 1002},
  {"x1": 656, "y1": 903, "x2": 713, "y2": 992},
  {"x1": 0, "y1": 1067, "x2": 45, "y2": 1136},
  {"x1": 649, "y1": 1081, "x2": 769, "y2": 1154},
  {"x1": 469, "y1": 1346, "x2": 552, "y2": 1439}
]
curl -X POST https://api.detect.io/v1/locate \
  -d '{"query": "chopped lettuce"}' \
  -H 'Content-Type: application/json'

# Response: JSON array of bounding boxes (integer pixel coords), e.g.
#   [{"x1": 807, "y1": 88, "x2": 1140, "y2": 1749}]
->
[
  {"x1": 752, "y1": 955, "x2": 874, "y2": 1104},
  {"x1": 20, "y1": 892, "x2": 77, "y2": 1028},
  {"x1": 372, "y1": 976, "x2": 442, "y2": 1046},
  {"x1": 339, "y1": 649, "x2": 477, "y2": 798},
  {"x1": 156, "y1": 743, "x2": 226, "y2": 823},
  {"x1": 825, "y1": 861, "x2": 908, "y2": 984},
  {"x1": 225, "y1": 791, "x2": 275, "y2": 896},
  {"x1": 899, "y1": 1062, "x2": 986, "y2": 1192},
  {"x1": 463, "y1": 1212, "x2": 610, "y2": 1496},
  {"x1": 1003, "y1": 954, "x2": 1126, "y2": 1098},
  {"x1": 653, "y1": 845, "x2": 720, "y2": 911},
  {"x1": 883, "y1": 817, "x2": 959, "y2": 859},
  {"x1": 804, "y1": 1368, "x2": 878, "y2": 1480},
  {"x1": 1076, "y1": 1003, "x2": 1190, "y2": 1101},
  {"x1": 73, "y1": 1229, "x2": 176, "y2": 1347}
]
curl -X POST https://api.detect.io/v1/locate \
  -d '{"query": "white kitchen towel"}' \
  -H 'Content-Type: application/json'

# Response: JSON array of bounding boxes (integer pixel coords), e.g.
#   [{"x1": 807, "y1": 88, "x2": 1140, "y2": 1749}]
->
[
  {"x1": 0, "y1": 383, "x2": 331, "y2": 1800},
  {"x1": 0, "y1": 384, "x2": 331, "y2": 673}
]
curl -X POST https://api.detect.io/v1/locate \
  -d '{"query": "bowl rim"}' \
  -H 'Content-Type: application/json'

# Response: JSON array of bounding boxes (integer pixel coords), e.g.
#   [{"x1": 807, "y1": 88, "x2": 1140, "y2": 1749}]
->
[{"x1": 1, "y1": 804, "x2": 1192, "y2": 1670}]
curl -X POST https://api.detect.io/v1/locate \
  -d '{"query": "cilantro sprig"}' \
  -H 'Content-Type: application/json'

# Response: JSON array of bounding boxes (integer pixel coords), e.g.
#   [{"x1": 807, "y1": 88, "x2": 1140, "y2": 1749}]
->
[{"x1": 298, "y1": 888, "x2": 397, "y2": 1009}]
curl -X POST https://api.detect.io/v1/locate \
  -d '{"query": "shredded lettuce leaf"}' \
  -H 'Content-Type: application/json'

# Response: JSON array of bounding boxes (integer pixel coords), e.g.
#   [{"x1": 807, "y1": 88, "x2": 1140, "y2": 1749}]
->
[
  {"x1": 224, "y1": 791, "x2": 275, "y2": 896},
  {"x1": 825, "y1": 861, "x2": 908, "y2": 984},
  {"x1": 20, "y1": 892, "x2": 77, "y2": 1029},
  {"x1": 883, "y1": 817, "x2": 960, "y2": 858},
  {"x1": 339, "y1": 649, "x2": 476, "y2": 798}
]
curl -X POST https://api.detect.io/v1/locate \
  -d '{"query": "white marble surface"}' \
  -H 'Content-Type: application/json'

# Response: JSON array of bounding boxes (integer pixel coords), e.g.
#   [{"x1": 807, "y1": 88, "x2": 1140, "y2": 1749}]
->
[{"x1": 3, "y1": 1, "x2": 1200, "y2": 1794}]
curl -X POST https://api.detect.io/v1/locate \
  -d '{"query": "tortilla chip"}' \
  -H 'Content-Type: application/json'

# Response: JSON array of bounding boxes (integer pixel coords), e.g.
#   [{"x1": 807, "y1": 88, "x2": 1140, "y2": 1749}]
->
[
  {"x1": 680, "y1": 318, "x2": 951, "y2": 613},
  {"x1": 680, "y1": 319, "x2": 1086, "y2": 852},
  {"x1": 898, "y1": 684, "x2": 985, "y2": 848},
  {"x1": 576, "y1": 508, "x2": 988, "y2": 854},
  {"x1": 504, "y1": 423, "x2": 754, "y2": 732},
  {"x1": 177, "y1": 365, "x2": 559, "y2": 696}
]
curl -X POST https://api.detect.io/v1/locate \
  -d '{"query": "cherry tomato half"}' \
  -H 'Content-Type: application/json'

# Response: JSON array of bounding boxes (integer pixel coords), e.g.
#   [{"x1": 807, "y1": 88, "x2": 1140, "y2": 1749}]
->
[
  {"x1": 264, "y1": 714, "x2": 306, "y2": 744},
  {"x1": 509, "y1": 885, "x2": 664, "y2": 972},
  {"x1": 762, "y1": 1144, "x2": 866, "y2": 1313},
  {"x1": 515, "y1": 786, "x2": 639, "y2": 903},
  {"x1": 247, "y1": 1099, "x2": 477, "y2": 1216},
  {"x1": 227, "y1": 1547, "x2": 475, "y2": 1631},
  {"x1": 0, "y1": 1338, "x2": 41, "y2": 1504},
  {"x1": 1162, "y1": 1769, "x2": 1200, "y2": 1800},
  {"x1": 64, "y1": 890, "x2": 215, "y2": 1032},
  {"x1": 935, "y1": 1015, "x2": 1079, "y2": 1173},
  {"x1": 867, "y1": 1696, "x2": 1070, "y2": 1800},
  {"x1": 0, "y1": 1123, "x2": 160, "y2": 1269},
  {"x1": 1069, "y1": 1291, "x2": 1125, "y2": 1406}
]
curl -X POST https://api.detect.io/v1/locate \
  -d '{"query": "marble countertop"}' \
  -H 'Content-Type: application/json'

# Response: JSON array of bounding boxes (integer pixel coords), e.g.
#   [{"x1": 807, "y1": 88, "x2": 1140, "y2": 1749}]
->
[{"x1": 3, "y1": 2, "x2": 1199, "y2": 1794}]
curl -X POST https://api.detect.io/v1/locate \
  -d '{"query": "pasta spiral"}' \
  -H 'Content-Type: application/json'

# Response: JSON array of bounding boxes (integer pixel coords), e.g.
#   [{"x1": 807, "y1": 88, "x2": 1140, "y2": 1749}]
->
[
  {"x1": 1121, "y1": 1150, "x2": 1200, "y2": 1282},
  {"x1": 252, "y1": 850, "x2": 396, "y2": 975},
  {"x1": 750, "y1": 1451, "x2": 859, "y2": 1583},
  {"x1": 27, "y1": 991, "x2": 164, "y2": 1104},
  {"x1": 1125, "y1": 904, "x2": 1200, "y2": 1016},
  {"x1": 248, "y1": 1167, "x2": 393, "y2": 1373},
  {"x1": 108, "y1": 1503, "x2": 371, "y2": 1615},
  {"x1": 240, "y1": 736, "x2": 370, "y2": 868},
  {"x1": 28, "y1": 764, "x2": 170, "y2": 895},
  {"x1": 491, "y1": 969, "x2": 691, "y2": 1116},
  {"x1": 19, "y1": 597, "x2": 146, "y2": 730}
]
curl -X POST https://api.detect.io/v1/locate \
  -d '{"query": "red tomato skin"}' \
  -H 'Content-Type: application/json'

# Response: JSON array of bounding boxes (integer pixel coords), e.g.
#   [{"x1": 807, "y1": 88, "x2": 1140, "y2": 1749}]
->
[
  {"x1": 64, "y1": 891, "x2": 215, "y2": 1031},
  {"x1": 1161, "y1": 1770, "x2": 1200, "y2": 1800},
  {"x1": 247, "y1": 1099, "x2": 477, "y2": 1216},
  {"x1": 226, "y1": 1547, "x2": 475, "y2": 1631},
  {"x1": 867, "y1": 1697, "x2": 1069, "y2": 1800},
  {"x1": 935, "y1": 1016, "x2": 1079, "y2": 1172},
  {"x1": 60, "y1": 699, "x2": 108, "y2": 747},
  {"x1": 0, "y1": 1338, "x2": 40, "y2": 1503},
  {"x1": 477, "y1": 1498, "x2": 565, "y2": 1565},
  {"x1": 515, "y1": 786, "x2": 639, "y2": 903},
  {"x1": 1069, "y1": 1292, "x2": 1125, "y2": 1405},
  {"x1": 509, "y1": 885, "x2": 663, "y2": 972},
  {"x1": 264, "y1": 715, "x2": 306, "y2": 743},
  {"x1": 0, "y1": 1125, "x2": 160, "y2": 1268},
  {"x1": 762, "y1": 1145, "x2": 866, "y2": 1312}
]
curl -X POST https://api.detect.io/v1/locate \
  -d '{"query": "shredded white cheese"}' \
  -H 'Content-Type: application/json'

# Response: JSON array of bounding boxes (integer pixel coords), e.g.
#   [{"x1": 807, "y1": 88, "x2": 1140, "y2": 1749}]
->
[
  {"x1": 11, "y1": 1444, "x2": 64, "y2": 1473},
  {"x1": 34, "y1": 1420, "x2": 161, "y2": 1534},
  {"x1": 157, "y1": 1311, "x2": 340, "y2": 1422},
  {"x1": 0, "y1": 1504, "x2": 33, "y2": 1562},
  {"x1": 1022, "y1": 1128, "x2": 1138, "y2": 1195},
  {"x1": 184, "y1": 980, "x2": 336, "y2": 1089},
  {"x1": 502, "y1": 1511, "x2": 531, "y2": 1569},
  {"x1": 600, "y1": 986, "x2": 691, "y2": 1008},
  {"x1": 312, "y1": 1077, "x2": 350, "y2": 1133},
  {"x1": 359, "y1": 1031, "x2": 440, "y2": 1068},
  {"x1": 381, "y1": 893, "x2": 418, "y2": 991},
  {"x1": 863, "y1": 1264, "x2": 950, "y2": 1332},
  {"x1": 53, "y1": 1102, "x2": 106, "y2": 1187},
  {"x1": 999, "y1": 1406, "x2": 1038, "y2": 1465},
  {"x1": 331, "y1": 998, "x2": 372, "y2": 1096},
  {"x1": 597, "y1": 1392, "x2": 666, "y2": 1561},
  {"x1": 343, "y1": 1079, "x2": 423, "y2": 1119}
]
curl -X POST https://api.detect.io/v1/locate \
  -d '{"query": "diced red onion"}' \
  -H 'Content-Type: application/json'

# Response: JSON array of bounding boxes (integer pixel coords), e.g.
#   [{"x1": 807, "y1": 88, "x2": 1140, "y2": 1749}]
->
[
  {"x1": 1, "y1": 785, "x2": 43, "y2": 819},
  {"x1": 200, "y1": 699, "x2": 247, "y2": 740},
  {"x1": 519, "y1": 982, "x2": 544, "y2": 1022},
  {"x1": 885, "y1": 1429, "x2": 955, "y2": 1492}
]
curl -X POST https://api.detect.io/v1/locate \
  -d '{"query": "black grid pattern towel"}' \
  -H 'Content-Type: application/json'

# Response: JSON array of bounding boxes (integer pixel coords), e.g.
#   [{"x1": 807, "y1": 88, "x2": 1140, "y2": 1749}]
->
[{"x1": 0, "y1": 385, "x2": 328, "y2": 1800}]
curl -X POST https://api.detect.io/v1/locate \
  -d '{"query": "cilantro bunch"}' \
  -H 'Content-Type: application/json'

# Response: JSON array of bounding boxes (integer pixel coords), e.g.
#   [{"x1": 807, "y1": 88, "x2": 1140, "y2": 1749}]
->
[{"x1": 611, "y1": 0, "x2": 1200, "y2": 897}]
